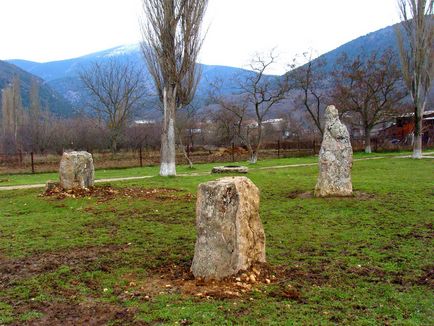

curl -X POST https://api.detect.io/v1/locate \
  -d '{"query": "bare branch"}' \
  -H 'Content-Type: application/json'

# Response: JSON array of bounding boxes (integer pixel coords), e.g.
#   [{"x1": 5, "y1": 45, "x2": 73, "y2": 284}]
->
[
  {"x1": 395, "y1": 0, "x2": 433, "y2": 157},
  {"x1": 79, "y1": 58, "x2": 149, "y2": 153},
  {"x1": 332, "y1": 49, "x2": 407, "y2": 152}
]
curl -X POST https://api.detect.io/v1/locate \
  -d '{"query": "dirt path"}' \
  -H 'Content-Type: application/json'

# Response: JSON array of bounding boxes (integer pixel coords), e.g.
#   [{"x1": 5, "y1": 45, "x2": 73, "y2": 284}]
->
[
  {"x1": 1, "y1": 153, "x2": 433, "y2": 191},
  {"x1": 253, "y1": 156, "x2": 384, "y2": 171}
]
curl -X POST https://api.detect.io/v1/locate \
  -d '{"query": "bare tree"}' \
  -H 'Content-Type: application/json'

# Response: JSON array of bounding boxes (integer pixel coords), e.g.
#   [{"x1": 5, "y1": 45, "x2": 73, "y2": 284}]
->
[
  {"x1": 206, "y1": 103, "x2": 239, "y2": 145},
  {"x1": 238, "y1": 52, "x2": 289, "y2": 163},
  {"x1": 45, "y1": 115, "x2": 111, "y2": 154},
  {"x1": 288, "y1": 51, "x2": 329, "y2": 137},
  {"x1": 1, "y1": 76, "x2": 23, "y2": 153},
  {"x1": 141, "y1": 0, "x2": 208, "y2": 176},
  {"x1": 209, "y1": 53, "x2": 289, "y2": 163},
  {"x1": 176, "y1": 101, "x2": 202, "y2": 168},
  {"x1": 212, "y1": 94, "x2": 250, "y2": 147},
  {"x1": 332, "y1": 50, "x2": 407, "y2": 153},
  {"x1": 79, "y1": 58, "x2": 148, "y2": 154},
  {"x1": 125, "y1": 122, "x2": 160, "y2": 151},
  {"x1": 28, "y1": 78, "x2": 41, "y2": 148},
  {"x1": 26, "y1": 79, "x2": 53, "y2": 153},
  {"x1": 396, "y1": 0, "x2": 433, "y2": 158}
]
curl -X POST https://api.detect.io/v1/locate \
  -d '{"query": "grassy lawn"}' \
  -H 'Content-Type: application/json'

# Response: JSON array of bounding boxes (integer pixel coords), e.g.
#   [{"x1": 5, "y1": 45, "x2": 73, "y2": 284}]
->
[
  {"x1": 0, "y1": 155, "x2": 433, "y2": 324},
  {"x1": 1, "y1": 156, "x2": 320, "y2": 187},
  {"x1": 0, "y1": 150, "x2": 422, "y2": 187}
]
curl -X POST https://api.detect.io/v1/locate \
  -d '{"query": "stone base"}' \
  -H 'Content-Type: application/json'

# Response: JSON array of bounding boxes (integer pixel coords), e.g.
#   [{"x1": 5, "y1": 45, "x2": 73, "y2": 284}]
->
[
  {"x1": 314, "y1": 186, "x2": 352, "y2": 197},
  {"x1": 211, "y1": 166, "x2": 248, "y2": 174}
]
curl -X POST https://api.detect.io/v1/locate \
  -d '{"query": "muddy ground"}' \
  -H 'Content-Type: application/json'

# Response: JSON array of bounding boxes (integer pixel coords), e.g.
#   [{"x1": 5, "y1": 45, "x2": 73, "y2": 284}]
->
[
  {"x1": 1, "y1": 240, "x2": 432, "y2": 325},
  {"x1": 1, "y1": 184, "x2": 432, "y2": 324}
]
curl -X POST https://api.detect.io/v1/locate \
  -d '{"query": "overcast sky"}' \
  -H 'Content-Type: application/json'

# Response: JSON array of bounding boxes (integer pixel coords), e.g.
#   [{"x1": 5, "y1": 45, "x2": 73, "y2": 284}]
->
[{"x1": 0, "y1": 0, "x2": 401, "y2": 73}]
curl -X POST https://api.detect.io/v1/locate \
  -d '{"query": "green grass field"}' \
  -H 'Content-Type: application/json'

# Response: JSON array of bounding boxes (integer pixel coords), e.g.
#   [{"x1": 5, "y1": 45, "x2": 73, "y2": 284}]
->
[
  {"x1": 0, "y1": 151, "x2": 416, "y2": 187},
  {"x1": 0, "y1": 155, "x2": 433, "y2": 324}
]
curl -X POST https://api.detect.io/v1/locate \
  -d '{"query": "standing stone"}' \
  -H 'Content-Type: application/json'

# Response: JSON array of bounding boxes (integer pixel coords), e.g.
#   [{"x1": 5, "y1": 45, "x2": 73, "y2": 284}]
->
[
  {"x1": 315, "y1": 105, "x2": 353, "y2": 197},
  {"x1": 59, "y1": 151, "x2": 95, "y2": 190},
  {"x1": 191, "y1": 177, "x2": 266, "y2": 280}
]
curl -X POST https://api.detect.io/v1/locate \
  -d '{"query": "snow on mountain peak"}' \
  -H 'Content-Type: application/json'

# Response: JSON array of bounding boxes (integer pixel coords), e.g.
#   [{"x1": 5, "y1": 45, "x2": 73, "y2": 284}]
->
[{"x1": 104, "y1": 44, "x2": 140, "y2": 57}]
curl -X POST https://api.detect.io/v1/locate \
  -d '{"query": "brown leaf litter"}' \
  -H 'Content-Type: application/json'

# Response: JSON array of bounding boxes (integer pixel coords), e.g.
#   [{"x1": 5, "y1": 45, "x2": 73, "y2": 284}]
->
[{"x1": 42, "y1": 184, "x2": 195, "y2": 203}]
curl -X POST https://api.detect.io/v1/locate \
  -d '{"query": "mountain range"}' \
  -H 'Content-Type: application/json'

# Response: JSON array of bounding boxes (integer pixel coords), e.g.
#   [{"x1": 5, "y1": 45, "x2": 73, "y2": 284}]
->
[
  {"x1": 313, "y1": 22, "x2": 401, "y2": 71},
  {"x1": 2, "y1": 21, "x2": 425, "y2": 118},
  {"x1": 7, "y1": 44, "x2": 254, "y2": 115},
  {"x1": 0, "y1": 61, "x2": 74, "y2": 116}
]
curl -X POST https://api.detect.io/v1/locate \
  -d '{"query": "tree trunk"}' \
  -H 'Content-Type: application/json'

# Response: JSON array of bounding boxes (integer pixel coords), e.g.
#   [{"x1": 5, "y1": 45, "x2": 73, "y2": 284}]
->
[
  {"x1": 111, "y1": 138, "x2": 118, "y2": 155},
  {"x1": 249, "y1": 151, "x2": 258, "y2": 164},
  {"x1": 412, "y1": 105, "x2": 423, "y2": 159},
  {"x1": 110, "y1": 127, "x2": 122, "y2": 154},
  {"x1": 178, "y1": 133, "x2": 193, "y2": 169},
  {"x1": 110, "y1": 136, "x2": 118, "y2": 155},
  {"x1": 413, "y1": 133, "x2": 422, "y2": 158},
  {"x1": 160, "y1": 86, "x2": 177, "y2": 176},
  {"x1": 364, "y1": 128, "x2": 372, "y2": 154},
  {"x1": 248, "y1": 123, "x2": 263, "y2": 164}
]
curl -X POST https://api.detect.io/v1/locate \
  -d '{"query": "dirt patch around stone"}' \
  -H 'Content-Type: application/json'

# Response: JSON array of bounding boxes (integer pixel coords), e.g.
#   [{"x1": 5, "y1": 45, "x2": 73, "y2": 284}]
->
[
  {"x1": 116, "y1": 260, "x2": 307, "y2": 303},
  {"x1": 287, "y1": 190, "x2": 314, "y2": 199},
  {"x1": 1, "y1": 249, "x2": 327, "y2": 306},
  {"x1": 3, "y1": 248, "x2": 432, "y2": 324},
  {"x1": 42, "y1": 184, "x2": 194, "y2": 203},
  {"x1": 287, "y1": 190, "x2": 375, "y2": 200}
]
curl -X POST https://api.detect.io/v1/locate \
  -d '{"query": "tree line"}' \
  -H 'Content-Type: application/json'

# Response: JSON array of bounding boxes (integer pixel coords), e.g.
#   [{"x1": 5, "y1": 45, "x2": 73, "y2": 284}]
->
[{"x1": 0, "y1": 0, "x2": 432, "y2": 170}]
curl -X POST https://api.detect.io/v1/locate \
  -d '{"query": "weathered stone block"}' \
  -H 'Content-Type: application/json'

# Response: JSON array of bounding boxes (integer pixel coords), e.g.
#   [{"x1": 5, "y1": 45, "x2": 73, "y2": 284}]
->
[
  {"x1": 211, "y1": 166, "x2": 248, "y2": 174},
  {"x1": 191, "y1": 176, "x2": 266, "y2": 280},
  {"x1": 59, "y1": 151, "x2": 95, "y2": 190},
  {"x1": 314, "y1": 105, "x2": 353, "y2": 197}
]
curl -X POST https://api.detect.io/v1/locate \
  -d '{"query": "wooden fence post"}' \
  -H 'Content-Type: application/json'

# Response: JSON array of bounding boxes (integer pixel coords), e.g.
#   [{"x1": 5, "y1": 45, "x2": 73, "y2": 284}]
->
[
  {"x1": 139, "y1": 147, "x2": 143, "y2": 167},
  {"x1": 231, "y1": 142, "x2": 235, "y2": 162},
  {"x1": 277, "y1": 139, "x2": 280, "y2": 158},
  {"x1": 31, "y1": 152, "x2": 35, "y2": 174}
]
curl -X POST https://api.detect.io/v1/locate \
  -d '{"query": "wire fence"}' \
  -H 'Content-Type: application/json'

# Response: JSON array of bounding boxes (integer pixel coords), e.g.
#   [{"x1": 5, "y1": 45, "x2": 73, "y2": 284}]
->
[{"x1": 0, "y1": 138, "x2": 421, "y2": 175}]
